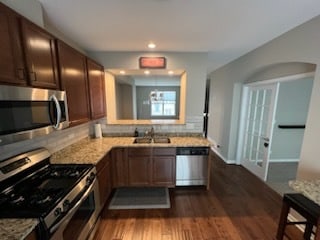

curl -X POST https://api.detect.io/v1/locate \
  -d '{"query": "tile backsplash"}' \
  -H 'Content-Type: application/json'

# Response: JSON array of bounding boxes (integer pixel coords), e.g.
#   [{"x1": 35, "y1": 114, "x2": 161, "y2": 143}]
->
[
  {"x1": 100, "y1": 116, "x2": 204, "y2": 136},
  {"x1": 0, "y1": 123, "x2": 91, "y2": 161},
  {"x1": 0, "y1": 116, "x2": 204, "y2": 161}
]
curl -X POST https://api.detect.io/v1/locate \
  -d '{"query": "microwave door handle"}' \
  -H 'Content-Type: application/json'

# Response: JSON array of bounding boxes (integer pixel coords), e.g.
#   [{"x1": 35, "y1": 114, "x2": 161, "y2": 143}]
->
[{"x1": 49, "y1": 95, "x2": 62, "y2": 129}]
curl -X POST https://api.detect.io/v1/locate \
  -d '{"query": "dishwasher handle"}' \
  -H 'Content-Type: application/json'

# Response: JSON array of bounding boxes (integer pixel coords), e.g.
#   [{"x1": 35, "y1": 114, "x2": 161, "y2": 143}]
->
[{"x1": 176, "y1": 147, "x2": 209, "y2": 155}]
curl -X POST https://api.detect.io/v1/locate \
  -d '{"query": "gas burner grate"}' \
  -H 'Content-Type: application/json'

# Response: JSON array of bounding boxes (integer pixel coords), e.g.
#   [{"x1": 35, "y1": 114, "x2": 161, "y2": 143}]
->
[{"x1": 28, "y1": 188, "x2": 65, "y2": 207}]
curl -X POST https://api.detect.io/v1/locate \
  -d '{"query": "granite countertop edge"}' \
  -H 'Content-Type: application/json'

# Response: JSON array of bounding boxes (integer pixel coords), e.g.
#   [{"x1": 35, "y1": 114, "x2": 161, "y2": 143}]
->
[
  {"x1": 50, "y1": 136, "x2": 213, "y2": 165},
  {"x1": 289, "y1": 179, "x2": 320, "y2": 206},
  {"x1": 0, "y1": 218, "x2": 38, "y2": 240}
]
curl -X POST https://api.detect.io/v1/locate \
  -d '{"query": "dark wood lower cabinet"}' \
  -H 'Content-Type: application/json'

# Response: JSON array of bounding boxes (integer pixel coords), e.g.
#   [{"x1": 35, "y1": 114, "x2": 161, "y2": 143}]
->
[
  {"x1": 96, "y1": 153, "x2": 112, "y2": 209},
  {"x1": 25, "y1": 229, "x2": 37, "y2": 240},
  {"x1": 111, "y1": 148, "x2": 128, "y2": 187},
  {"x1": 126, "y1": 147, "x2": 176, "y2": 187},
  {"x1": 152, "y1": 147, "x2": 176, "y2": 187},
  {"x1": 128, "y1": 148, "x2": 152, "y2": 186},
  {"x1": 152, "y1": 155, "x2": 175, "y2": 187}
]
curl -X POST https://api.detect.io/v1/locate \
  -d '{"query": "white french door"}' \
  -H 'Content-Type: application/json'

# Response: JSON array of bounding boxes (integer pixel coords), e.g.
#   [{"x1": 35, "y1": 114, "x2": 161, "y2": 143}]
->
[{"x1": 240, "y1": 83, "x2": 279, "y2": 181}]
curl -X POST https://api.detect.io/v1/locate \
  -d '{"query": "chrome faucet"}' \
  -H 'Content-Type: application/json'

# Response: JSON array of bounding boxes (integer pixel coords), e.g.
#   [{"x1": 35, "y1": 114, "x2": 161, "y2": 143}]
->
[{"x1": 145, "y1": 127, "x2": 154, "y2": 138}]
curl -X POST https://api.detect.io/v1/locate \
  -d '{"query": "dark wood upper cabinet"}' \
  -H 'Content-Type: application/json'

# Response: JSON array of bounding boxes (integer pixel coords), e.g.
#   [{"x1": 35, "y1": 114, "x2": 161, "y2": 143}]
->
[
  {"x1": 87, "y1": 58, "x2": 106, "y2": 120},
  {"x1": 57, "y1": 41, "x2": 90, "y2": 126},
  {"x1": 0, "y1": 3, "x2": 26, "y2": 85},
  {"x1": 20, "y1": 19, "x2": 59, "y2": 89}
]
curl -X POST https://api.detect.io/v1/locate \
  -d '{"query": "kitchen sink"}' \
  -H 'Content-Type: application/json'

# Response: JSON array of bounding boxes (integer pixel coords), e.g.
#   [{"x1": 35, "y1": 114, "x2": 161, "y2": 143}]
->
[
  {"x1": 153, "y1": 137, "x2": 171, "y2": 143},
  {"x1": 133, "y1": 137, "x2": 170, "y2": 144},
  {"x1": 133, "y1": 137, "x2": 152, "y2": 143}
]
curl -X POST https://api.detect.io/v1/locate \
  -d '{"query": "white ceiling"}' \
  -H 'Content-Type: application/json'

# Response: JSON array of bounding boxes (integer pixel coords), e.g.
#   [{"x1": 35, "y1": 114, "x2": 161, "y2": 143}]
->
[{"x1": 38, "y1": 0, "x2": 320, "y2": 73}]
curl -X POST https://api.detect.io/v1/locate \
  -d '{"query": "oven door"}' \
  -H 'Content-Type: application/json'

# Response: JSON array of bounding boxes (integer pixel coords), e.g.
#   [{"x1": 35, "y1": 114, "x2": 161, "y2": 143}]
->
[{"x1": 50, "y1": 178, "x2": 101, "y2": 240}]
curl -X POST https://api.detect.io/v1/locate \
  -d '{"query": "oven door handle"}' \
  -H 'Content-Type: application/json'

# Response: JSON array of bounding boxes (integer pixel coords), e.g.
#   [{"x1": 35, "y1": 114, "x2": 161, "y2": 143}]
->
[{"x1": 50, "y1": 178, "x2": 97, "y2": 235}]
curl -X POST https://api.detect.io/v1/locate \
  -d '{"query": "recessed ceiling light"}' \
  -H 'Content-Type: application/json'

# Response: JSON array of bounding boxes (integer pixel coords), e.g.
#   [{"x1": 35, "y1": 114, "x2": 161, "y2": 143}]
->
[
  {"x1": 148, "y1": 42, "x2": 156, "y2": 49},
  {"x1": 144, "y1": 70, "x2": 150, "y2": 75},
  {"x1": 168, "y1": 70, "x2": 174, "y2": 75},
  {"x1": 120, "y1": 70, "x2": 126, "y2": 74}
]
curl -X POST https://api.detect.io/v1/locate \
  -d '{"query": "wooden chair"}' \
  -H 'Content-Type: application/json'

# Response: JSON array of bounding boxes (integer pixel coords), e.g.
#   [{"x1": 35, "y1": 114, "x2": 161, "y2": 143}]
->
[{"x1": 276, "y1": 193, "x2": 320, "y2": 240}]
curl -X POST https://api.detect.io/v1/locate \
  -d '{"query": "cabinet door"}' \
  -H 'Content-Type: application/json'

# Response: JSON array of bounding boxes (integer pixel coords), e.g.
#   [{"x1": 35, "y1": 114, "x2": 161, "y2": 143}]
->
[
  {"x1": 25, "y1": 229, "x2": 37, "y2": 240},
  {"x1": 87, "y1": 58, "x2": 106, "y2": 120},
  {"x1": 21, "y1": 19, "x2": 59, "y2": 89},
  {"x1": 152, "y1": 148, "x2": 176, "y2": 187},
  {"x1": 152, "y1": 156, "x2": 176, "y2": 187},
  {"x1": 57, "y1": 41, "x2": 90, "y2": 126},
  {"x1": 112, "y1": 148, "x2": 128, "y2": 187},
  {"x1": 128, "y1": 156, "x2": 151, "y2": 186},
  {"x1": 0, "y1": 3, "x2": 26, "y2": 85},
  {"x1": 96, "y1": 153, "x2": 112, "y2": 209},
  {"x1": 127, "y1": 147, "x2": 152, "y2": 186}
]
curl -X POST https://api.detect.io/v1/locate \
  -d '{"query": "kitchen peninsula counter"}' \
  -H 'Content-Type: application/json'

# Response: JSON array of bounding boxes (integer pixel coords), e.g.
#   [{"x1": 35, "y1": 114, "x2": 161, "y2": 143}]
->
[{"x1": 289, "y1": 179, "x2": 320, "y2": 205}]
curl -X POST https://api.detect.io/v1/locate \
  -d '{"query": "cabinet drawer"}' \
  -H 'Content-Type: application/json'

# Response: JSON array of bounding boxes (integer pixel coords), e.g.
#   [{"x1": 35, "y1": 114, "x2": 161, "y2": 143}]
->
[
  {"x1": 128, "y1": 147, "x2": 152, "y2": 156},
  {"x1": 153, "y1": 147, "x2": 176, "y2": 156}
]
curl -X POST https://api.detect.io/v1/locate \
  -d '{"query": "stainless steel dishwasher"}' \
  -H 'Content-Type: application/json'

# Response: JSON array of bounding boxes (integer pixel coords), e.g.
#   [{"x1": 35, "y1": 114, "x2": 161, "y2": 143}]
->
[{"x1": 176, "y1": 147, "x2": 209, "y2": 186}]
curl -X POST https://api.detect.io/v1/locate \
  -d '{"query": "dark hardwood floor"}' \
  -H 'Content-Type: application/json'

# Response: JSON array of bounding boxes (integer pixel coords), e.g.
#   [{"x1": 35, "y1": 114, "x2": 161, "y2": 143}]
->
[{"x1": 94, "y1": 152, "x2": 302, "y2": 240}]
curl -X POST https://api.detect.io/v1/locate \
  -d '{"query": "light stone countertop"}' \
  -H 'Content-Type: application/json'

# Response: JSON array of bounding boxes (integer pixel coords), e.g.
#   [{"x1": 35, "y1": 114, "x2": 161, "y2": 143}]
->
[
  {"x1": 289, "y1": 179, "x2": 320, "y2": 205},
  {"x1": 0, "y1": 219, "x2": 38, "y2": 240},
  {"x1": 50, "y1": 136, "x2": 212, "y2": 164},
  {"x1": 0, "y1": 136, "x2": 212, "y2": 239}
]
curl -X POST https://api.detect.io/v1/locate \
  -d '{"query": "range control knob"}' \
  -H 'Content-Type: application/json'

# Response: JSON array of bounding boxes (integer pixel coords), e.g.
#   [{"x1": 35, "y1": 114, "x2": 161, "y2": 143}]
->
[
  {"x1": 54, "y1": 207, "x2": 62, "y2": 217},
  {"x1": 63, "y1": 199, "x2": 70, "y2": 211},
  {"x1": 89, "y1": 172, "x2": 96, "y2": 180},
  {"x1": 86, "y1": 172, "x2": 96, "y2": 185}
]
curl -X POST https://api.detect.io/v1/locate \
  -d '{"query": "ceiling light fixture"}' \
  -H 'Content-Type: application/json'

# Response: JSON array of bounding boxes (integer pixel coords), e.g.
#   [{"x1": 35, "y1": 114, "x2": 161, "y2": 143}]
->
[
  {"x1": 148, "y1": 42, "x2": 156, "y2": 49},
  {"x1": 144, "y1": 70, "x2": 150, "y2": 75},
  {"x1": 168, "y1": 70, "x2": 174, "y2": 75},
  {"x1": 120, "y1": 70, "x2": 126, "y2": 74}
]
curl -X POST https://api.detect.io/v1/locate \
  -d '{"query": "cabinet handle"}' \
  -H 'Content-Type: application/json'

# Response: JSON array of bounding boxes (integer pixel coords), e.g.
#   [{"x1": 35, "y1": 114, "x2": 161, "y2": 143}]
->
[
  {"x1": 30, "y1": 72, "x2": 37, "y2": 81},
  {"x1": 17, "y1": 68, "x2": 25, "y2": 80}
]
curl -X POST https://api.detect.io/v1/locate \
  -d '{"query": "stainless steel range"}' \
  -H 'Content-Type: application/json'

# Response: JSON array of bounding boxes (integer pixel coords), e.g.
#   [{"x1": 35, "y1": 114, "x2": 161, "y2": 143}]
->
[{"x1": 0, "y1": 148, "x2": 100, "y2": 240}]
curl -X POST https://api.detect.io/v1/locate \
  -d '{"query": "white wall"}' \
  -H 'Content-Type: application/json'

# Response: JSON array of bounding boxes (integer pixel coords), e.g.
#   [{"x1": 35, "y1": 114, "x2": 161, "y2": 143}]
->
[
  {"x1": 0, "y1": 0, "x2": 43, "y2": 26},
  {"x1": 208, "y1": 15, "x2": 320, "y2": 179},
  {"x1": 88, "y1": 51, "x2": 208, "y2": 133},
  {"x1": 270, "y1": 78, "x2": 313, "y2": 160}
]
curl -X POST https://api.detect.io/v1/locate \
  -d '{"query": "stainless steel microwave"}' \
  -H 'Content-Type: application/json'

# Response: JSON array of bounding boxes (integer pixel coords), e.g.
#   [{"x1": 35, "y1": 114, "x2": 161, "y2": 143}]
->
[{"x1": 0, "y1": 85, "x2": 69, "y2": 146}]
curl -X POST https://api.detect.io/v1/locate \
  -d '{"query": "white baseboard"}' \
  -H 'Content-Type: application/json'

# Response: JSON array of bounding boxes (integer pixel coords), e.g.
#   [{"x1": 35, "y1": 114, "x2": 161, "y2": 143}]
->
[
  {"x1": 226, "y1": 159, "x2": 237, "y2": 164},
  {"x1": 210, "y1": 146, "x2": 237, "y2": 164}
]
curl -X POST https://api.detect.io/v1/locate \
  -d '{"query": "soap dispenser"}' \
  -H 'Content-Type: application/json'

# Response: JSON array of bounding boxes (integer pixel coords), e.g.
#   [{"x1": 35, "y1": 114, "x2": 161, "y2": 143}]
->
[{"x1": 134, "y1": 128, "x2": 139, "y2": 137}]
